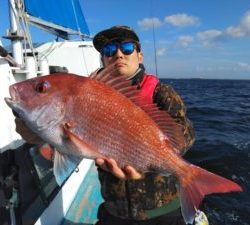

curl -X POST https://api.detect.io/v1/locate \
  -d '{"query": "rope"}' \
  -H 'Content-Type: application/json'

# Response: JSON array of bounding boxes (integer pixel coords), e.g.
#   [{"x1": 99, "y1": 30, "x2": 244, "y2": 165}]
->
[
  {"x1": 71, "y1": 0, "x2": 81, "y2": 37},
  {"x1": 16, "y1": 0, "x2": 37, "y2": 69}
]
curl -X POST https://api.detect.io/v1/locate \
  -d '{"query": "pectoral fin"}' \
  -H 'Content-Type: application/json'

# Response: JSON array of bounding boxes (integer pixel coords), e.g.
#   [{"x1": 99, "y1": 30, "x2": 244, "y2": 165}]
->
[
  {"x1": 54, "y1": 150, "x2": 82, "y2": 185},
  {"x1": 53, "y1": 124, "x2": 106, "y2": 185},
  {"x1": 63, "y1": 123, "x2": 104, "y2": 159}
]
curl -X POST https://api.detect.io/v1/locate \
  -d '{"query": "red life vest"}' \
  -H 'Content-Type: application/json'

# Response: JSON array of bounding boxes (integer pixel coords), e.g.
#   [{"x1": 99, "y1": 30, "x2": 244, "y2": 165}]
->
[{"x1": 139, "y1": 73, "x2": 159, "y2": 102}]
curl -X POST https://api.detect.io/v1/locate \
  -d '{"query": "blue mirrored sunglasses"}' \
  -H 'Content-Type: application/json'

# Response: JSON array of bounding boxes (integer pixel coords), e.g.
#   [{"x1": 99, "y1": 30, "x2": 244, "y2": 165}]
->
[{"x1": 102, "y1": 41, "x2": 136, "y2": 57}]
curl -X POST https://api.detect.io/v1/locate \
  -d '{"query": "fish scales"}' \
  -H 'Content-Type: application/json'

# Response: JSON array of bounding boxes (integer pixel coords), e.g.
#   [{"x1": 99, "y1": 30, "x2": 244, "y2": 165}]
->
[
  {"x1": 71, "y1": 85, "x2": 164, "y2": 170},
  {"x1": 75, "y1": 82, "x2": 176, "y2": 172}
]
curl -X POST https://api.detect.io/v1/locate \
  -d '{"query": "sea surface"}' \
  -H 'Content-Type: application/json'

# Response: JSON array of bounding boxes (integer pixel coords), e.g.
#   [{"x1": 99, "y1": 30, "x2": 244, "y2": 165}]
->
[{"x1": 162, "y1": 78, "x2": 250, "y2": 225}]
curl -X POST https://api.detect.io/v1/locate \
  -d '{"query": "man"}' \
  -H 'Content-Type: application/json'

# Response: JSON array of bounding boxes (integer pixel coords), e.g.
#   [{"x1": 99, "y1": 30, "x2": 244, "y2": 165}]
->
[
  {"x1": 13, "y1": 25, "x2": 195, "y2": 224},
  {"x1": 92, "y1": 25, "x2": 195, "y2": 225}
]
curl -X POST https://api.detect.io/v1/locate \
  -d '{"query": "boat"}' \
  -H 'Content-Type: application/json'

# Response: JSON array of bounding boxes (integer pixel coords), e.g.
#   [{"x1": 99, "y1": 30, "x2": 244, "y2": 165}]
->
[{"x1": 0, "y1": 0, "x2": 103, "y2": 224}]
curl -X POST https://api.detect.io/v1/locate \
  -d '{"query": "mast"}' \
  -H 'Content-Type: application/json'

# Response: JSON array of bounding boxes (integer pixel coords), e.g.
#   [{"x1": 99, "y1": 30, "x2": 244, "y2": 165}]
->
[{"x1": 7, "y1": 0, "x2": 24, "y2": 66}]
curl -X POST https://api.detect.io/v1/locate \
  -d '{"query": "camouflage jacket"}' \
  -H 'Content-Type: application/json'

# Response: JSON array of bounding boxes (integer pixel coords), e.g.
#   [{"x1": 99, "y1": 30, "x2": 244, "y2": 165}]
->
[{"x1": 98, "y1": 71, "x2": 195, "y2": 220}]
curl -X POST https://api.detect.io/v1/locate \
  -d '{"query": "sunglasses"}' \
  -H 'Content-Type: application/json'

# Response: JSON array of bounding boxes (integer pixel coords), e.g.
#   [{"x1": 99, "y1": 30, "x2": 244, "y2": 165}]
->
[{"x1": 102, "y1": 41, "x2": 137, "y2": 57}]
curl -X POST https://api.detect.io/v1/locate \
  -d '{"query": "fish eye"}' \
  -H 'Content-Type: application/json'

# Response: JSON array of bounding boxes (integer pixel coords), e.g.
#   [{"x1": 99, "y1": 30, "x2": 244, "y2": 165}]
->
[{"x1": 36, "y1": 81, "x2": 50, "y2": 93}]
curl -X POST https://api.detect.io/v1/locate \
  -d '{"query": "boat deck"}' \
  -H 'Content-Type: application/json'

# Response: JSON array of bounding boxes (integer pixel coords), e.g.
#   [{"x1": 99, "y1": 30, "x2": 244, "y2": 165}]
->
[
  {"x1": 61, "y1": 163, "x2": 103, "y2": 225},
  {"x1": 1, "y1": 147, "x2": 103, "y2": 225}
]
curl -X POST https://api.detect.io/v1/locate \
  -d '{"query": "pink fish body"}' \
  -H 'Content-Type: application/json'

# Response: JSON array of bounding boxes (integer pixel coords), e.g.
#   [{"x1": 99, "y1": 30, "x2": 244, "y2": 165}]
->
[{"x1": 5, "y1": 67, "x2": 242, "y2": 224}]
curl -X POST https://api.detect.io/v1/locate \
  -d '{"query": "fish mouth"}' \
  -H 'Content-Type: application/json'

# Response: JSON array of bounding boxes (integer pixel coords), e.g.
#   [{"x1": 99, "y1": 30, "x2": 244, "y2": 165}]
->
[
  {"x1": 5, "y1": 85, "x2": 20, "y2": 108},
  {"x1": 5, "y1": 96, "x2": 15, "y2": 107},
  {"x1": 4, "y1": 97, "x2": 23, "y2": 118}
]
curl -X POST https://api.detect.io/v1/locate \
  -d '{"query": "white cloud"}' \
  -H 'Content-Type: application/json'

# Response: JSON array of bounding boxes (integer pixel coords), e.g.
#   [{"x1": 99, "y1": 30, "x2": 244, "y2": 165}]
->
[
  {"x1": 226, "y1": 26, "x2": 246, "y2": 38},
  {"x1": 237, "y1": 62, "x2": 250, "y2": 72},
  {"x1": 197, "y1": 10, "x2": 250, "y2": 46},
  {"x1": 138, "y1": 17, "x2": 163, "y2": 30},
  {"x1": 138, "y1": 13, "x2": 199, "y2": 31},
  {"x1": 177, "y1": 35, "x2": 193, "y2": 47},
  {"x1": 226, "y1": 10, "x2": 250, "y2": 37},
  {"x1": 156, "y1": 47, "x2": 166, "y2": 56},
  {"x1": 197, "y1": 29, "x2": 223, "y2": 46},
  {"x1": 164, "y1": 13, "x2": 199, "y2": 27},
  {"x1": 197, "y1": 29, "x2": 223, "y2": 41}
]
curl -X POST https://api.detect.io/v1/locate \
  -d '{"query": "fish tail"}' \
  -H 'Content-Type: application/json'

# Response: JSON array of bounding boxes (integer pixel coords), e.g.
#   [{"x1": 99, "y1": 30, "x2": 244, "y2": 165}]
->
[{"x1": 179, "y1": 165, "x2": 242, "y2": 224}]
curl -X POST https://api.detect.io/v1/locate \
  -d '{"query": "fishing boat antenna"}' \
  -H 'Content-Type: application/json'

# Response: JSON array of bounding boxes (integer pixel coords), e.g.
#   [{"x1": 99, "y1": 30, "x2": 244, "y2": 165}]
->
[{"x1": 150, "y1": 0, "x2": 158, "y2": 77}]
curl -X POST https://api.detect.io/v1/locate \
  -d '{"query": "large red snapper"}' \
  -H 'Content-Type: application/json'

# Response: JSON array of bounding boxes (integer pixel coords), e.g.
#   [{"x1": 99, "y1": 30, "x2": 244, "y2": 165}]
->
[{"x1": 5, "y1": 67, "x2": 242, "y2": 224}]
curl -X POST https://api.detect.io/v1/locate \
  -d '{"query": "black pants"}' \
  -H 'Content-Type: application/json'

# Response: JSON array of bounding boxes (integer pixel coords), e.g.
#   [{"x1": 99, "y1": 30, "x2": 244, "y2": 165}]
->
[{"x1": 95, "y1": 203, "x2": 186, "y2": 225}]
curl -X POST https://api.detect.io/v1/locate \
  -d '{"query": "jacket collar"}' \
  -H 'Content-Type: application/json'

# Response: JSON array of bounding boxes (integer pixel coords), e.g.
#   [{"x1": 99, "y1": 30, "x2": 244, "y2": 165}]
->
[{"x1": 129, "y1": 63, "x2": 145, "y2": 85}]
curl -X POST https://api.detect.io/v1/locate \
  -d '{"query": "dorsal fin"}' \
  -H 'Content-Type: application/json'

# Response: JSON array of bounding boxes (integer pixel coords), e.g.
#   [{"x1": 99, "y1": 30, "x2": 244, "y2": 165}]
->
[
  {"x1": 89, "y1": 64, "x2": 137, "y2": 99},
  {"x1": 89, "y1": 64, "x2": 186, "y2": 151}
]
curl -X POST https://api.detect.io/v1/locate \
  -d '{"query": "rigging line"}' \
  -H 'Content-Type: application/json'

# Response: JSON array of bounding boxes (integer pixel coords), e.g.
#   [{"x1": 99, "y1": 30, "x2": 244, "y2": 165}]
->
[
  {"x1": 20, "y1": 14, "x2": 37, "y2": 67},
  {"x1": 80, "y1": 45, "x2": 89, "y2": 75},
  {"x1": 38, "y1": 41, "x2": 66, "y2": 61},
  {"x1": 71, "y1": 0, "x2": 92, "y2": 40},
  {"x1": 150, "y1": 0, "x2": 158, "y2": 77},
  {"x1": 71, "y1": 0, "x2": 82, "y2": 39},
  {"x1": 18, "y1": 0, "x2": 37, "y2": 68}
]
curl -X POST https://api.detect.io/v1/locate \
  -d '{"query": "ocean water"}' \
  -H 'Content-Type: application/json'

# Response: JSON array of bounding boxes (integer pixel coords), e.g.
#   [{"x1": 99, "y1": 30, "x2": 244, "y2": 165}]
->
[{"x1": 162, "y1": 78, "x2": 250, "y2": 225}]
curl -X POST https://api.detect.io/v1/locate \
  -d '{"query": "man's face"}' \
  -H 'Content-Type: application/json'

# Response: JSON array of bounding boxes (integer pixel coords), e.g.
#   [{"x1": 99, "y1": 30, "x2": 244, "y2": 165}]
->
[{"x1": 102, "y1": 41, "x2": 143, "y2": 78}]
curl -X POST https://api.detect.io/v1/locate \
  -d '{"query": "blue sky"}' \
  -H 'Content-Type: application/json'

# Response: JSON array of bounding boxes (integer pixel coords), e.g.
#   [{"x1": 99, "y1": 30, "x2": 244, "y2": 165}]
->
[{"x1": 1, "y1": 0, "x2": 250, "y2": 79}]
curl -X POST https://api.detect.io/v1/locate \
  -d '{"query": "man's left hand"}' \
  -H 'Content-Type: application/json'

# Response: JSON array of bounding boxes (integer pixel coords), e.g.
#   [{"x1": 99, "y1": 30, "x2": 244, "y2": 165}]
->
[{"x1": 95, "y1": 158, "x2": 143, "y2": 180}]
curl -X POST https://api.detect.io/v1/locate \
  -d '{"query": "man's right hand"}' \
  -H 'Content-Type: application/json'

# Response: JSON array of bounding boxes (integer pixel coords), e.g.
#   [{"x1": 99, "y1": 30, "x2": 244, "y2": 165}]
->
[{"x1": 15, "y1": 117, "x2": 44, "y2": 144}]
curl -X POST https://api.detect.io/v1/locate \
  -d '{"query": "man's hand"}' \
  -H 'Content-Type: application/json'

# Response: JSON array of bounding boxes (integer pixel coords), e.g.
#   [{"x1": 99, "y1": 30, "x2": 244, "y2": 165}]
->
[
  {"x1": 15, "y1": 117, "x2": 44, "y2": 144},
  {"x1": 95, "y1": 158, "x2": 143, "y2": 180}
]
